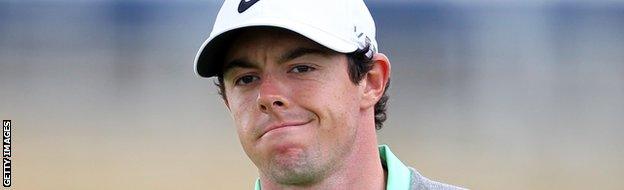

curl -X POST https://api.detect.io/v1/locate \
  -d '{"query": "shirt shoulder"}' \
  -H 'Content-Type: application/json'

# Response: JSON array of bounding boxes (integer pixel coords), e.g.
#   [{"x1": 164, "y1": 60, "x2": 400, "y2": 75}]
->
[{"x1": 408, "y1": 167, "x2": 468, "y2": 190}]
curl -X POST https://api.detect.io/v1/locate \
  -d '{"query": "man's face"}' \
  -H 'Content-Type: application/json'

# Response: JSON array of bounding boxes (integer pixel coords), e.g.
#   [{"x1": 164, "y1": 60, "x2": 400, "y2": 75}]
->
[{"x1": 222, "y1": 28, "x2": 364, "y2": 184}]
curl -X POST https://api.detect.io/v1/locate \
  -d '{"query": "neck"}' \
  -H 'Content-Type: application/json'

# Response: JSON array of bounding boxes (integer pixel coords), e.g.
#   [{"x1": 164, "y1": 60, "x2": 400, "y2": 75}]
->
[
  {"x1": 260, "y1": 113, "x2": 386, "y2": 190},
  {"x1": 333, "y1": 118, "x2": 386, "y2": 190}
]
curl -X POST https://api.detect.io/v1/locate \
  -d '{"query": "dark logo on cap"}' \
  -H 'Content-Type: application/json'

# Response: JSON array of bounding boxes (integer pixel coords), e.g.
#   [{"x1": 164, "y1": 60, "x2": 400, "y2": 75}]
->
[{"x1": 238, "y1": 0, "x2": 260, "y2": 13}]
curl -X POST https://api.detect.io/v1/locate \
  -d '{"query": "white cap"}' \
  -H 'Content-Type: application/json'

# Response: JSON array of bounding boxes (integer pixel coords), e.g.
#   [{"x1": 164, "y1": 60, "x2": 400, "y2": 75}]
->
[{"x1": 194, "y1": 0, "x2": 378, "y2": 78}]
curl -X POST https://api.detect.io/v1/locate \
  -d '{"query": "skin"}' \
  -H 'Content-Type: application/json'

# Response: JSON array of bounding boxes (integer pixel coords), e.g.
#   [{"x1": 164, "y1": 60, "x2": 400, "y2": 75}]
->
[{"x1": 221, "y1": 28, "x2": 391, "y2": 189}]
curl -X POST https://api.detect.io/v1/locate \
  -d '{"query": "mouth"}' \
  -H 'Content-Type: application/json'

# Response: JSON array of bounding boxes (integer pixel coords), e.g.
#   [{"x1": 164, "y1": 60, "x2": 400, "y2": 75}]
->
[{"x1": 260, "y1": 119, "x2": 313, "y2": 138}]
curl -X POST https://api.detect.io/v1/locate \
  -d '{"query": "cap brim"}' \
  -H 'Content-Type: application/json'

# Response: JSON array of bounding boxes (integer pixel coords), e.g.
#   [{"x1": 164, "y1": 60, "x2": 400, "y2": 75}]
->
[{"x1": 194, "y1": 18, "x2": 358, "y2": 78}]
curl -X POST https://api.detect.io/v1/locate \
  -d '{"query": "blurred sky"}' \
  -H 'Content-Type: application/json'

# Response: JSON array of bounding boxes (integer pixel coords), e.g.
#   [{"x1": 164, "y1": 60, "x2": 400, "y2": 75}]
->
[{"x1": 1, "y1": 0, "x2": 623, "y2": 189}]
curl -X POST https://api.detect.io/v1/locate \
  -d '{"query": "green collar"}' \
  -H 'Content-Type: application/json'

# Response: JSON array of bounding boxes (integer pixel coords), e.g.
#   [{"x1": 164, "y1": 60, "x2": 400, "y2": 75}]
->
[
  {"x1": 379, "y1": 144, "x2": 412, "y2": 190},
  {"x1": 254, "y1": 144, "x2": 411, "y2": 190}
]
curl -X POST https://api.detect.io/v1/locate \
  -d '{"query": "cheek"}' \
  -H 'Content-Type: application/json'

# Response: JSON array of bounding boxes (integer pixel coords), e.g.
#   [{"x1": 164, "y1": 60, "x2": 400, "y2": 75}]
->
[
  {"x1": 227, "y1": 92, "x2": 259, "y2": 138},
  {"x1": 295, "y1": 77, "x2": 361, "y2": 131},
  {"x1": 328, "y1": 87, "x2": 361, "y2": 128},
  {"x1": 304, "y1": 83, "x2": 360, "y2": 156}
]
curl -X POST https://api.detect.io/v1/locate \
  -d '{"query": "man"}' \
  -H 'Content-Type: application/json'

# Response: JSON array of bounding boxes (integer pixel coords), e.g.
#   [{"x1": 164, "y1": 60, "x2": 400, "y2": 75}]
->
[{"x1": 194, "y1": 0, "x2": 466, "y2": 189}]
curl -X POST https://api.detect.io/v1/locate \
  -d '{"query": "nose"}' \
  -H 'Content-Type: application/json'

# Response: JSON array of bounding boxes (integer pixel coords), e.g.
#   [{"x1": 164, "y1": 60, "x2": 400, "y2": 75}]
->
[{"x1": 256, "y1": 76, "x2": 289, "y2": 113}]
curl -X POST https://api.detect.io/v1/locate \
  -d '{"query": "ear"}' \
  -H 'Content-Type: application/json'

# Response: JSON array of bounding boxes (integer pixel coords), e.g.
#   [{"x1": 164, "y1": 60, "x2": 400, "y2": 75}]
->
[{"x1": 360, "y1": 53, "x2": 391, "y2": 109}]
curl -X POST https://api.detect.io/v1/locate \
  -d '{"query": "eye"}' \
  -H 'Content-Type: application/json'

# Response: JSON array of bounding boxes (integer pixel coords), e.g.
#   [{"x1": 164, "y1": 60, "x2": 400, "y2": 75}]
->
[
  {"x1": 290, "y1": 65, "x2": 316, "y2": 73},
  {"x1": 234, "y1": 75, "x2": 260, "y2": 86}
]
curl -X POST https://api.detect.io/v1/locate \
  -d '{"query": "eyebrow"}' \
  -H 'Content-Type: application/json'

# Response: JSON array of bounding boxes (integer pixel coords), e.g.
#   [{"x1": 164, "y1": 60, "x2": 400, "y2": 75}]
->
[
  {"x1": 222, "y1": 46, "x2": 334, "y2": 76},
  {"x1": 222, "y1": 58, "x2": 258, "y2": 77}
]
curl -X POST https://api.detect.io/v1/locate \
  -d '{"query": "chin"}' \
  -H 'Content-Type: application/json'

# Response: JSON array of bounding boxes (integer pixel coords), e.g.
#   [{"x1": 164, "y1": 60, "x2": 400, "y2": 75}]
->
[{"x1": 267, "y1": 153, "x2": 324, "y2": 185}]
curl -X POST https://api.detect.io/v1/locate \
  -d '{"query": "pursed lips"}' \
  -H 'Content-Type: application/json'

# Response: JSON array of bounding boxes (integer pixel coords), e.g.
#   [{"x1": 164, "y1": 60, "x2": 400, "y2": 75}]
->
[{"x1": 260, "y1": 119, "x2": 313, "y2": 138}]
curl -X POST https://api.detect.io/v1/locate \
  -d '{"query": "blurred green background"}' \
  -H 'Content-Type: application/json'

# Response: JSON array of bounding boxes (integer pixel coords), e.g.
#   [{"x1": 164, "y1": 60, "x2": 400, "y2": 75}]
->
[{"x1": 1, "y1": 0, "x2": 623, "y2": 189}]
